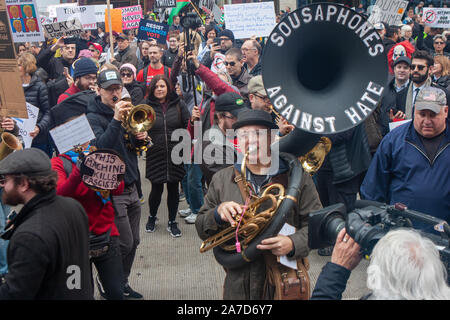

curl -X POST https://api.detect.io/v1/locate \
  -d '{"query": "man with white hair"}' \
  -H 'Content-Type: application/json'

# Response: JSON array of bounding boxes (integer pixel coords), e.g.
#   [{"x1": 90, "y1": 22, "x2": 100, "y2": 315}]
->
[{"x1": 311, "y1": 228, "x2": 450, "y2": 300}]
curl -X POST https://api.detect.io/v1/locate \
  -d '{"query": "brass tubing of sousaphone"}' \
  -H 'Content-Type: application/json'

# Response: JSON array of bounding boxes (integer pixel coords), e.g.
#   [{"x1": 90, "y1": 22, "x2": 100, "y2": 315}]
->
[{"x1": 0, "y1": 132, "x2": 22, "y2": 161}]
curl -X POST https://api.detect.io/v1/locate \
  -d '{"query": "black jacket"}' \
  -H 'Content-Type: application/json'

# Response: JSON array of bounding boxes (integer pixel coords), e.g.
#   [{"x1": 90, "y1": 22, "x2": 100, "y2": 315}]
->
[
  {"x1": 86, "y1": 95, "x2": 140, "y2": 186},
  {"x1": 379, "y1": 77, "x2": 408, "y2": 135},
  {"x1": 125, "y1": 80, "x2": 146, "y2": 106},
  {"x1": 143, "y1": 93, "x2": 190, "y2": 184},
  {"x1": 36, "y1": 46, "x2": 72, "y2": 81},
  {"x1": 0, "y1": 191, "x2": 92, "y2": 300},
  {"x1": 311, "y1": 262, "x2": 351, "y2": 300},
  {"x1": 383, "y1": 38, "x2": 397, "y2": 56},
  {"x1": 433, "y1": 75, "x2": 450, "y2": 91},
  {"x1": 23, "y1": 74, "x2": 52, "y2": 144},
  {"x1": 161, "y1": 48, "x2": 178, "y2": 68}
]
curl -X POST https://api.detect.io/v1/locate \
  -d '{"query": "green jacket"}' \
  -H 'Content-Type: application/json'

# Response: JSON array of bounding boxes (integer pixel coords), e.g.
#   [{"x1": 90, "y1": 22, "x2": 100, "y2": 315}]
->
[{"x1": 195, "y1": 164, "x2": 322, "y2": 299}]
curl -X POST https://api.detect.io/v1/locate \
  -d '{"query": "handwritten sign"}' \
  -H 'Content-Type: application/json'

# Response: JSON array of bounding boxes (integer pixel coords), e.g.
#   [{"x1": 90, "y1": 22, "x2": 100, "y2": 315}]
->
[
  {"x1": 422, "y1": 8, "x2": 450, "y2": 28},
  {"x1": 5, "y1": 0, "x2": 45, "y2": 43},
  {"x1": 12, "y1": 103, "x2": 38, "y2": 148},
  {"x1": 154, "y1": 0, "x2": 176, "y2": 9},
  {"x1": 137, "y1": 19, "x2": 169, "y2": 44},
  {"x1": 119, "y1": 5, "x2": 142, "y2": 30},
  {"x1": 56, "y1": 5, "x2": 96, "y2": 30},
  {"x1": 43, "y1": 18, "x2": 84, "y2": 39},
  {"x1": 223, "y1": 2, "x2": 276, "y2": 39},
  {"x1": 94, "y1": 4, "x2": 109, "y2": 23},
  {"x1": 80, "y1": 150, "x2": 126, "y2": 190},
  {"x1": 49, "y1": 114, "x2": 96, "y2": 154},
  {"x1": 368, "y1": 0, "x2": 408, "y2": 25}
]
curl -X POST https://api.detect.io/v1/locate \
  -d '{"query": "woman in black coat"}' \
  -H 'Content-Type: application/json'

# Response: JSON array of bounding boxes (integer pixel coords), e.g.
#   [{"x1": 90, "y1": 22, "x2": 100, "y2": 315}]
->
[
  {"x1": 18, "y1": 52, "x2": 52, "y2": 157},
  {"x1": 143, "y1": 74, "x2": 190, "y2": 237}
]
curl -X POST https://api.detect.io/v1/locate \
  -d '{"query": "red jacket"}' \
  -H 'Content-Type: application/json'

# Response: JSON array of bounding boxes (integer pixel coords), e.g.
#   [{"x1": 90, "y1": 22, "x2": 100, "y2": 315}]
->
[
  {"x1": 57, "y1": 84, "x2": 81, "y2": 104},
  {"x1": 51, "y1": 155, "x2": 124, "y2": 236}
]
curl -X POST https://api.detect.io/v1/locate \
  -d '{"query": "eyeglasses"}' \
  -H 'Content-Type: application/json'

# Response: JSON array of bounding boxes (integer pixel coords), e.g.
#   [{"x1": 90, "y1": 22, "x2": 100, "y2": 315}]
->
[
  {"x1": 434, "y1": 41, "x2": 445, "y2": 45},
  {"x1": 218, "y1": 112, "x2": 235, "y2": 119},
  {"x1": 220, "y1": 37, "x2": 230, "y2": 41},
  {"x1": 121, "y1": 73, "x2": 133, "y2": 78},
  {"x1": 411, "y1": 64, "x2": 426, "y2": 71},
  {"x1": 89, "y1": 49, "x2": 97, "y2": 52},
  {"x1": 224, "y1": 61, "x2": 236, "y2": 66},
  {"x1": 241, "y1": 48, "x2": 256, "y2": 52},
  {"x1": 252, "y1": 93, "x2": 267, "y2": 100}
]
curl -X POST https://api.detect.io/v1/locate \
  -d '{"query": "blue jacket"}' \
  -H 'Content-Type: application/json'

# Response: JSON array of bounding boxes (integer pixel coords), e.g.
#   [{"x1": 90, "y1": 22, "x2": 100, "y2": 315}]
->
[{"x1": 360, "y1": 119, "x2": 450, "y2": 231}]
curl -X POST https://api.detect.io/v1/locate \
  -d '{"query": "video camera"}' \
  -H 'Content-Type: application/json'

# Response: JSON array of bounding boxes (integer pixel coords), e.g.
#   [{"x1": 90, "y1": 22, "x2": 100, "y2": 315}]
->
[
  {"x1": 180, "y1": 12, "x2": 202, "y2": 30},
  {"x1": 308, "y1": 200, "x2": 450, "y2": 283}
]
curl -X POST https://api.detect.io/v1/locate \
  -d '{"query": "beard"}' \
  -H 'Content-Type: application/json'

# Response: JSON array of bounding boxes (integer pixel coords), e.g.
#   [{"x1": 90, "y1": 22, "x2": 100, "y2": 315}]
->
[
  {"x1": 412, "y1": 72, "x2": 428, "y2": 84},
  {"x1": 2, "y1": 188, "x2": 23, "y2": 206}
]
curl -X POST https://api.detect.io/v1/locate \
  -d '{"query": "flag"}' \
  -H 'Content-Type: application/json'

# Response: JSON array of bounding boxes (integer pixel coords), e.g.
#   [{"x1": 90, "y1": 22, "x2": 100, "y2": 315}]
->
[{"x1": 168, "y1": 0, "x2": 190, "y2": 25}]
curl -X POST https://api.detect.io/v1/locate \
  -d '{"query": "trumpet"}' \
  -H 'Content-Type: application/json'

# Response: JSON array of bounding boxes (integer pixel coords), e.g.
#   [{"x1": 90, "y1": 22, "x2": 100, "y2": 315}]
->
[{"x1": 0, "y1": 121, "x2": 22, "y2": 161}]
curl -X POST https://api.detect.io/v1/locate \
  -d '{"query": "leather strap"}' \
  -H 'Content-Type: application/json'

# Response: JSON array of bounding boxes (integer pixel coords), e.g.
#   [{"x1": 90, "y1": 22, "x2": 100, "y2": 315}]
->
[{"x1": 234, "y1": 168, "x2": 249, "y2": 202}]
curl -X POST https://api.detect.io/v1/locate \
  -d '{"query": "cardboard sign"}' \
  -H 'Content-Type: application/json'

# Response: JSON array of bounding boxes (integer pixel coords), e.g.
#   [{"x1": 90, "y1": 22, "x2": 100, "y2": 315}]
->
[
  {"x1": 12, "y1": 103, "x2": 38, "y2": 148},
  {"x1": 104, "y1": 8, "x2": 122, "y2": 33},
  {"x1": 5, "y1": 0, "x2": 44, "y2": 43},
  {"x1": 368, "y1": 0, "x2": 408, "y2": 25},
  {"x1": 0, "y1": 0, "x2": 27, "y2": 119},
  {"x1": 49, "y1": 115, "x2": 96, "y2": 154},
  {"x1": 224, "y1": 2, "x2": 276, "y2": 39},
  {"x1": 137, "y1": 19, "x2": 169, "y2": 44},
  {"x1": 80, "y1": 150, "x2": 126, "y2": 190},
  {"x1": 43, "y1": 18, "x2": 84, "y2": 39},
  {"x1": 154, "y1": 0, "x2": 176, "y2": 9},
  {"x1": 199, "y1": 0, "x2": 214, "y2": 14},
  {"x1": 119, "y1": 5, "x2": 142, "y2": 30},
  {"x1": 422, "y1": 8, "x2": 450, "y2": 28},
  {"x1": 56, "y1": 5, "x2": 96, "y2": 30},
  {"x1": 94, "y1": 4, "x2": 109, "y2": 23}
]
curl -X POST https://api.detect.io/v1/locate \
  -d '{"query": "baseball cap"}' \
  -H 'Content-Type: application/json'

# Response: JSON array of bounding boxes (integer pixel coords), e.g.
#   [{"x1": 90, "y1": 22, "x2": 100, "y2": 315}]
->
[
  {"x1": 215, "y1": 92, "x2": 247, "y2": 117},
  {"x1": 97, "y1": 69, "x2": 122, "y2": 89},
  {"x1": 88, "y1": 42, "x2": 103, "y2": 54},
  {"x1": 394, "y1": 56, "x2": 411, "y2": 67},
  {"x1": 0, "y1": 148, "x2": 54, "y2": 177},
  {"x1": 248, "y1": 76, "x2": 267, "y2": 97},
  {"x1": 374, "y1": 23, "x2": 385, "y2": 30},
  {"x1": 415, "y1": 87, "x2": 447, "y2": 113},
  {"x1": 116, "y1": 33, "x2": 128, "y2": 40}
]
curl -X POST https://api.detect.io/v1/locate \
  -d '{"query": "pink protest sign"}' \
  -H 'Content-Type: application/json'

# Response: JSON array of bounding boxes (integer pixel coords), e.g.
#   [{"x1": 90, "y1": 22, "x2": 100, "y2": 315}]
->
[
  {"x1": 119, "y1": 5, "x2": 142, "y2": 30},
  {"x1": 80, "y1": 150, "x2": 126, "y2": 190}
]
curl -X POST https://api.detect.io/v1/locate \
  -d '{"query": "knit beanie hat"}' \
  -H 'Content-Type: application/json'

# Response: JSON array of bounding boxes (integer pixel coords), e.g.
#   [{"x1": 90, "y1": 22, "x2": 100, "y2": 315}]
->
[
  {"x1": 120, "y1": 63, "x2": 137, "y2": 79},
  {"x1": 73, "y1": 57, "x2": 98, "y2": 79},
  {"x1": 218, "y1": 29, "x2": 235, "y2": 42}
]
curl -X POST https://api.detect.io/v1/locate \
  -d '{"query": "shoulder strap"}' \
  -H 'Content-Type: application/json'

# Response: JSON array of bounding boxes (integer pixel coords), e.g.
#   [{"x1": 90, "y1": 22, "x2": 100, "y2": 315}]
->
[
  {"x1": 233, "y1": 168, "x2": 249, "y2": 202},
  {"x1": 164, "y1": 66, "x2": 169, "y2": 78},
  {"x1": 60, "y1": 156, "x2": 73, "y2": 178},
  {"x1": 144, "y1": 65, "x2": 148, "y2": 86}
]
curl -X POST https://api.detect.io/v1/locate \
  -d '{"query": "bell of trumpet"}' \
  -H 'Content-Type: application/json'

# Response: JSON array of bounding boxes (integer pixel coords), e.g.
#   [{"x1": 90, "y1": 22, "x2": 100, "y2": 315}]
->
[
  {"x1": 0, "y1": 132, "x2": 23, "y2": 161},
  {"x1": 122, "y1": 104, "x2": 156, "y2": 134}
]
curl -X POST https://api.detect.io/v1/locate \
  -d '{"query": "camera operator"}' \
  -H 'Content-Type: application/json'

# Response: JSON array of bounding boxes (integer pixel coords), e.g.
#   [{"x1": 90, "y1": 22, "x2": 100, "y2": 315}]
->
[
  {"x1": 360, "y1": 86, "x2": 449, "y2": 232},
  {"x1": 311, "y1": 229, "x2": 450, "y2": 300}
]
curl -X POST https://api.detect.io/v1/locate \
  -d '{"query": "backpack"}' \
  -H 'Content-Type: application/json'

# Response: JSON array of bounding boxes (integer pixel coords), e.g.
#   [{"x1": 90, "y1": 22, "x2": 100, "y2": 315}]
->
[
  {"x1": 143, "y1": 65, "x2": 170, "y2": 87},
  {"x1": 50, "y1": 90, "x2": 96, "y2": 128}
]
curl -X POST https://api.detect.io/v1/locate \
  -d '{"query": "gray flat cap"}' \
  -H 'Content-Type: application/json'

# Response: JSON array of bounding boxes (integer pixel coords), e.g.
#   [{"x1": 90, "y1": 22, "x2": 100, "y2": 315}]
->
[{"x1": 0, "y1": 148, "x2": 53, "y2": 176}]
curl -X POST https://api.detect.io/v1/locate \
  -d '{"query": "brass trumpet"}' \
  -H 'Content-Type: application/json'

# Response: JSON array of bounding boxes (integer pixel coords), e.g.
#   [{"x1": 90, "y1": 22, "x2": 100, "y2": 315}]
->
[{"x1": 0, "y1": 130, "x2": 22, "y2": 161}]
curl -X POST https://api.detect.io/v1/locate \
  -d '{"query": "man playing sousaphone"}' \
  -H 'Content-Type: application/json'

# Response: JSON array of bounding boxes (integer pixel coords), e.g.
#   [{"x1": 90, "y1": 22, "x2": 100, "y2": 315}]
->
[{"x1": 195, "y1": 109, "x2": 322, "y2": 300}]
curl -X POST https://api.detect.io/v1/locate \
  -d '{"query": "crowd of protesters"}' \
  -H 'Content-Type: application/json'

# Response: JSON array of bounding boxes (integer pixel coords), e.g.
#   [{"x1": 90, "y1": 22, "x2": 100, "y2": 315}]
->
[{"x1": 0, "y1": 0, "x2": 449, "y2": 300}]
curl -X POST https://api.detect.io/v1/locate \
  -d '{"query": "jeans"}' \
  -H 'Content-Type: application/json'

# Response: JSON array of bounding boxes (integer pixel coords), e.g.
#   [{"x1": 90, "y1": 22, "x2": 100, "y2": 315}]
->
[
  {"x1": 91, "y1": 236, "x2": 124, "y2": 300},
  {"x1": 183, "y1": 164, "x2": 204, "y2": 214},
  {"x1": 112, "y1": 184, "x2": 141, "y2": 286},
  {"x1": 0, "y1": 190, "x2": 9, "y2": 275}
]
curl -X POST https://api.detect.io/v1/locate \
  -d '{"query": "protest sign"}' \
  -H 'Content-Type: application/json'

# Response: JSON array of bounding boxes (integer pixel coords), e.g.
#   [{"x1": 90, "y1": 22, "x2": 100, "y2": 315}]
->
[
  {"x1": 43, "y1": 18, "x2": 84, "y2": 39},
  {"x1": 12, "y1": 103, "x2": 38, "y2": 148},
  {"x1": 0, "y1": 0, "x2": 27, "y2": 119},
  {"x1": 94, "y1": 4, "x2": 109, "y2": 23},
  {"x1": 212, "y1": 4, "x2": 223, "y2": 24},
  {"x1": 137, "y1": 19, "x2": 169, "y2": 44},
  {"x1": 422, "y1": 8, "x2": 450, "y2": 28},
  {"x1": 368, "y1": 0, "x2": 408, "y2": 25},
  {"x1": 119, "y1": 5, "x2": 142, "y2": 30},
  {"x1": 104, "y1": 8, "x2": 122, "y2": 33},
  {"x1": 5, "y1": 0, "x2": 44, "y2": 43},
  {"x1": 154, "y1": 0, "x2": 176, "y2": 9},
  {"x1": 224, "y1": 2, "x2": 276, "y2": 39},
  {"x1": 199, "y1": 0, "x2": 214, "y2": 14},
  {"x1": 80, "y1": 150, "x2": 126, "y2": 190},
  {"x1": 50, "y1": 115, "x2": 96, "y2": 154},
  {"x1": 56, "y1": 5, "x2": 96, "y2": 30},
  {"x1": 48, "y1": 3, "x2": 76, "y2": 19},
  {"x1": 389, "y1": 119, "x2": 411, "y2": 131}
]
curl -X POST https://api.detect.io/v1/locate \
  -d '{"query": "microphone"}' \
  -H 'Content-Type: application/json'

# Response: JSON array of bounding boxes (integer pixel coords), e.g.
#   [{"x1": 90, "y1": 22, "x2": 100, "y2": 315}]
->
[{"x1": 112, "y1": 96, "x2": 118, "y2": 103}]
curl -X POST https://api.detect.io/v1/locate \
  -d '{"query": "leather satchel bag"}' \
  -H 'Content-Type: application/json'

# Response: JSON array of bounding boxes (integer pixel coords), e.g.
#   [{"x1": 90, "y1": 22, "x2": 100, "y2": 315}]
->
[{"x1": 263, "y1": 252, "x2": 311, "y2": 300}]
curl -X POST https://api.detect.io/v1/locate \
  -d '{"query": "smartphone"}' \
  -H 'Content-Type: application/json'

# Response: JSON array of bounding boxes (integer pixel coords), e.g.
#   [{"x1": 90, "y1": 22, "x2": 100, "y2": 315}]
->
[
  {"x1": 63, "y1": 67, "x2": 69, "y2": 76},
  {"x1": 213, "y1": 37, "x2": 221, "y2": 46}
]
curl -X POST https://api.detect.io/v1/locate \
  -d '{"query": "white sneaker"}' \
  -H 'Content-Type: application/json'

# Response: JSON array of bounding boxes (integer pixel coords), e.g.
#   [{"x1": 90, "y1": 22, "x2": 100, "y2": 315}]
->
[
  {"x1": 178, "y1": 208, "x2": 191, "y2": 217},
  {"x1": 184, "y1": 213, "x2": 197, "y2": 224}
]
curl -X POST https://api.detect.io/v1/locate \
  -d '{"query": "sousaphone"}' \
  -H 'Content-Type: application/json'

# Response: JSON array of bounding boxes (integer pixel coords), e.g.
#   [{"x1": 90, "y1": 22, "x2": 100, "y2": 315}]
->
[{"x1": 209, "y1": 3, "x2": 387, "y2": 269}]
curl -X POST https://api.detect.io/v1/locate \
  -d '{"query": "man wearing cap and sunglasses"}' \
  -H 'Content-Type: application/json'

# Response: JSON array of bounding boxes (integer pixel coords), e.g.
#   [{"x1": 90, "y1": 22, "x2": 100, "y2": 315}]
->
[
  {"x1": 361, "y1": 86, "x2": 450, "y2": 233},
  {"x1": 111, "y1": 33, "x2": 138, "y2": 69}
]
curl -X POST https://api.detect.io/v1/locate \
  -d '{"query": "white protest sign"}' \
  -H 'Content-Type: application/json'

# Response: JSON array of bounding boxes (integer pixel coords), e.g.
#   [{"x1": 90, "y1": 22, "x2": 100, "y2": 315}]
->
[
  {"x1": 94, "y1": 4, "x2": 109, "y2": 23},
  {"x1": 368, "y1": 0, "x2": 408, "y2": 26},
  {"x1": 48, "y1": 3, "x2": 77, "y2": 19},
  {"x1": 56, "y1": 5, "x2": 97, "y2": 30},
  {"x1": 49, "y1": 114, "x2": 96, "y2": 154},
  {"x1": 423, "y1": 8, "x2": 450, "y2": 28},
  {"x1": 224, "y1": 2, "x2": 276, "y2": 39},
  {"x1": 12, "y1": 103, "x2": 38, "y2": 148},
  {"x1": 389, "y1": 119, "x2": 411, "y2": 131},
  {"x1": 5, "y1": 0, "x2": 45, "y2": 43},
  {"x1": 42, "y1": 18, "x2": 84, "y2": 39},
  {"x1": 278, "y1": 223, "x2": 297, "y2": 270}
]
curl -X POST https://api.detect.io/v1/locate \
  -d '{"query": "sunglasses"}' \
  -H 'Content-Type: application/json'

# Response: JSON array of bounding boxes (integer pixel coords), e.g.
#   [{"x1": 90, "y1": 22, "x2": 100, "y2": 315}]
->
[
  {"x1": 410, "y1": 64, "x2": 426, "y2": 71},
  {"x1": 121, "y1": 73, "x2": 133, "y2": 78},
  {"x1": 434, "y1": 41, "x2": 445, "y2": 45},
  {"x1": 224, "y1": 61, "x2": 236, "y2": 66}
]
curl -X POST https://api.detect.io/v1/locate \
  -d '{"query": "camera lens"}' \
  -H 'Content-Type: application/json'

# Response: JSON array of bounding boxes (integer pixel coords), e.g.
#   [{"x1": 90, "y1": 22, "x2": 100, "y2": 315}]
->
[{"x1": 323, "y1": 213, "x2": 346, "y2": 244}]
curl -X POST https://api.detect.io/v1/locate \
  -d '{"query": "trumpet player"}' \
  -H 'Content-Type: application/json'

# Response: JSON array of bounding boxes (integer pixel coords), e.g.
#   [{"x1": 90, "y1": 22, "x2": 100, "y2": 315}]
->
[
  {"x1": 86, "y1": 69, "x2": 148, "y2": 299},
  {"x1": 195, "y1": 109, "x2": 322, "y2": 300}
]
